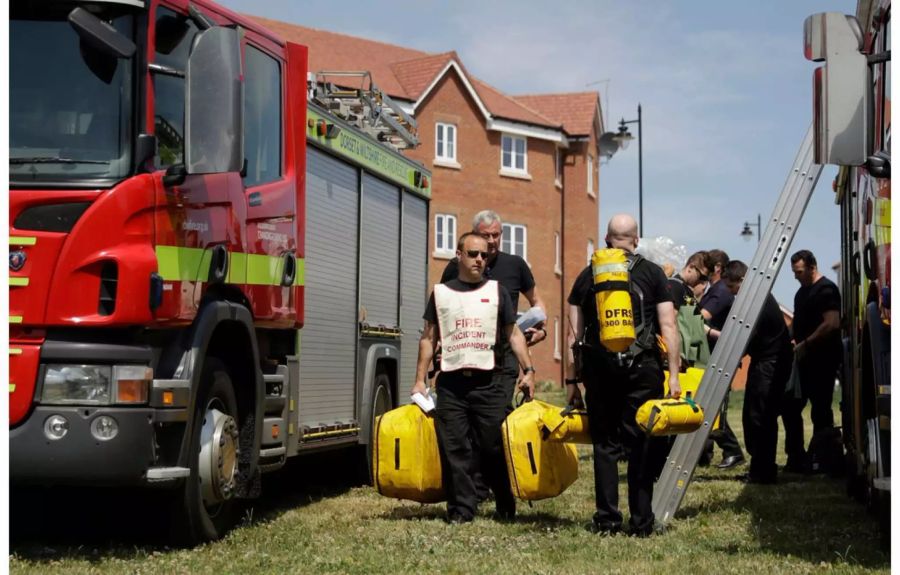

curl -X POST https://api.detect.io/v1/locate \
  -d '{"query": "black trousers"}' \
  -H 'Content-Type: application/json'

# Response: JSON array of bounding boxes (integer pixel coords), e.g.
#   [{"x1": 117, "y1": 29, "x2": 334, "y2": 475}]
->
[
  {"x1": 435, "y1": 372, "x2": 515, "y2": 520},
  {"x1": 742, "y1": 352, "x2": 790, "y2": 480},
  {"x1": 583, "y1": 353, "x2": 665, "y2": 533},
  {"x1": 704, "y1": 388, "x2": 744, "y2": 460},
  {"x1": 471, "y1": 351, "x2": 518, "y2": 500},
  {"x1": 782, "y1": 353, "x2": 839, "y2": 459}
]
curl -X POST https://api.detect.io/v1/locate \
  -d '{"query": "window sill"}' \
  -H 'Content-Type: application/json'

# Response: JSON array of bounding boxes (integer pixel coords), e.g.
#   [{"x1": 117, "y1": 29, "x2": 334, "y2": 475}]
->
[
  {"x1": 499, "y1": 169, "x2": 532, "y2": 181},
  {"x1": 432, "y1": 250, "x2": 455, "y2": 260},
  {"x1": 433, "y1": 158, "x2": 462, "y2": 170}
]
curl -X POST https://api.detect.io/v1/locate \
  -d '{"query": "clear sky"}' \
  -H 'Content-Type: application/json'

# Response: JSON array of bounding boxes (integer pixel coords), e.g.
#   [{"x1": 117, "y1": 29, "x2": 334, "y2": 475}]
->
[{"x1": 219, "y1": 0, "x2": 853, "y2": 308}]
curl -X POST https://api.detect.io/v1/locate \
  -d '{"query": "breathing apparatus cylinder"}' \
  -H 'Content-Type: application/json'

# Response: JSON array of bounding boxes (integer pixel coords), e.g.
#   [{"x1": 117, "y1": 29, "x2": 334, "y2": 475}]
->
[{"x1": 591, "y1": 248, "x2": 636, "y2": 353}]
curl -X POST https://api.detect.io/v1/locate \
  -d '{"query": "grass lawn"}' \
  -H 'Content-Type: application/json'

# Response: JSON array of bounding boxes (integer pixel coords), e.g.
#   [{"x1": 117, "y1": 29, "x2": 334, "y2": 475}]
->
[{"x1": 10, "y1": 385, "x2": 890, "y2": 574}]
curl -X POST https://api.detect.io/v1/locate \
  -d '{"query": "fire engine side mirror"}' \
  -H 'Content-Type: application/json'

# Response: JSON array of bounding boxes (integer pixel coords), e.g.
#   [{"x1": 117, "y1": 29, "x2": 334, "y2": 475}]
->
[
  {"x1": 185, "y1": 27, "x2": 243, "y2": 175},
  {"x1": 865, "y1": 151, "x2": 890, "y2": 179},
  {"x1": 804, "y1": 13, "x2": 868, "y2": 166}
]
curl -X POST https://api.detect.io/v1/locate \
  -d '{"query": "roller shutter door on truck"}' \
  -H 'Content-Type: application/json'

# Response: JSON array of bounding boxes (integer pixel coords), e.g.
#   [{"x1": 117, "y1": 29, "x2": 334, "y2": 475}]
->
[
  {"x1": 399, "y1": 193, "x2": 428, "y2": 391},
  {"x1": 359, "y1": 173, "x2": 401, "y2": 327},
  {"x1": 300, "y1": 147, "x2": 359, "y2": 426}
]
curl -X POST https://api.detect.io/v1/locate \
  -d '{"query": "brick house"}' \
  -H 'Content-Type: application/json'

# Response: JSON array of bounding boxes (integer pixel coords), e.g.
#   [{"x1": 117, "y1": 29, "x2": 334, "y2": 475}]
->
[{"x1": 251, "y1": 17, "x2": 605, "y2": 383}]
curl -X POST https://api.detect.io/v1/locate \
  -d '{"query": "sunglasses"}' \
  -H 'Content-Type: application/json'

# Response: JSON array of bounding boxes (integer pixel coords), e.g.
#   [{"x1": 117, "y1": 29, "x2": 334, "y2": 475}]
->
[
  {"x1": 465, "y1": 250, "x2": 489, "y2": 260},
  {"x1": 690, "y1": 265, "x2": 709, "y2": 283}
]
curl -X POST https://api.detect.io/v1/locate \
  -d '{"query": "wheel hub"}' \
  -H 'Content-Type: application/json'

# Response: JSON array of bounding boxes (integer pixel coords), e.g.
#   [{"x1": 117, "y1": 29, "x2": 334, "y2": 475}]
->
[{"x1": 198, "y1": 406, "x2": 240, "y2": 507}]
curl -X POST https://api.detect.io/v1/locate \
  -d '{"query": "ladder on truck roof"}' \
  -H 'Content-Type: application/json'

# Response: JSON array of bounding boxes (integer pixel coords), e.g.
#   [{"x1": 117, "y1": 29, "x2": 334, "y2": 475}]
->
[
  {"x1": 310, "y1": 70, "x2": 419, "y2": 150},
  {"x1": 652, "y1": 124, "x2": 824, "y2": 525}
]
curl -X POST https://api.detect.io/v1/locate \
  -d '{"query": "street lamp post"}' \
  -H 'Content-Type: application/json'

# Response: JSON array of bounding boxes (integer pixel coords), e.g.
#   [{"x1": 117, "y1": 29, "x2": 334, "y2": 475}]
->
[
  {"x1": 613, "y1": 105, "x2": 642, "y2": 236},
  {"x1": 740, "y1": 214, "x2": 762, "y2": 244}
]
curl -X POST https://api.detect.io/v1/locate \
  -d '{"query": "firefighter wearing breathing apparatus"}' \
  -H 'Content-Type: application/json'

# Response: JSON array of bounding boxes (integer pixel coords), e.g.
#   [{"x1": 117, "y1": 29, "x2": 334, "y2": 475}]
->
[
  {"x1": 566, "y1": 214, "x2": 681, "y2": 537},
  {"x1": 412, "y1": 232, "x2": 535, "y2": 524}
]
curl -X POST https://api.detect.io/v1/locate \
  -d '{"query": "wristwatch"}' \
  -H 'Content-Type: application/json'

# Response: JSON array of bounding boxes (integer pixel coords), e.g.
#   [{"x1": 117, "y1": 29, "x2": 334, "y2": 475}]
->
[
  {"x1": 523, "y1": 366, "x2": 536, "y2": 374},
  {"x1": 564, "y1": 378, "x2": 579, "y2": 386}
]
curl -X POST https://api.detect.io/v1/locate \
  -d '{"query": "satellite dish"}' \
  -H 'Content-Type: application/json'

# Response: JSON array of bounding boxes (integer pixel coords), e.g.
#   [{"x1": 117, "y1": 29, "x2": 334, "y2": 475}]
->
[{"x1": 598, "y1": 132, "x2": 620, "y2": 159}]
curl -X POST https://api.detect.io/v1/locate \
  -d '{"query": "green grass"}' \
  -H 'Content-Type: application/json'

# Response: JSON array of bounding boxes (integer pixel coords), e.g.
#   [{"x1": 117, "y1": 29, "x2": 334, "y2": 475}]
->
[{"x1": 10, "y1": 387, "x2": 889, "y2": 575}]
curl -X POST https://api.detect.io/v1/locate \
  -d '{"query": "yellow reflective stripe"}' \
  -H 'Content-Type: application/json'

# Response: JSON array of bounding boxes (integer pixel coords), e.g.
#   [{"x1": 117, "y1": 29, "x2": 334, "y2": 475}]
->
[
  {"x1": 9, "y1": 316, "x2": 23, "y2": 324},
  {"x1": 875, "y1": 198, "x2": 891, "y2": 227},
  {"x1": 295, "y1": 257, "x2": 305, "y2": 286},
  {"x1": 9, "y1": 384, "x2": 15, "y2": 393},
  {"x1": 9, "y1": 236, "x2": 36, "y2": 246},
  {"x1": 9, "y1": 277, "x2": 29, "y2": 287},
  {"x1": 155, "y1": 245, "x2": 305, "y2": 286},
  {"x1": 875, "y1": 226, "x2": 891, "y2": 247},
  {"x1": 155, "y1": 245, "x2": 205, "y2": 282},
  {"x1": 10, "y1": 348, "x2": 22, "y2": 355},
  {"x1": 227, "y1": 252, "x2": 248, "y2": 284},
  {"x1": 247, "y1": 253, "x2": 283, "y2": 286}
]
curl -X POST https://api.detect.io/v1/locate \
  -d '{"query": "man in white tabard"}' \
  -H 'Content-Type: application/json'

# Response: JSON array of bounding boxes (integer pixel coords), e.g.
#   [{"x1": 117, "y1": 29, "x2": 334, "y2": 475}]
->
[{"x1": 412, "y1": 232, "x2": 535, "y2": 523}]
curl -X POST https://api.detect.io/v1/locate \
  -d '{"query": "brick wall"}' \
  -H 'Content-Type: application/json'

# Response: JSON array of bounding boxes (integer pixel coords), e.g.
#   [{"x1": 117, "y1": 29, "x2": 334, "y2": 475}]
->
[{"x1": 402, "y1": 70, "x2": 599, "y2": 384}]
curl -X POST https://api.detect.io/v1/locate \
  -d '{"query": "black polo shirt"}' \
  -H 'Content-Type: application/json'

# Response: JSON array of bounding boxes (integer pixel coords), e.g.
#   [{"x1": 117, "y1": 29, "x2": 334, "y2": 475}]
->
[
  {"x1": 747, "y1": 294, "x2": 792, "y2": 361},
  {"x1": 793, "y1": 276, "x2": 841, "y2": 357},
  {"x1": 567, "y1": 256, "x2": 672, "y2": 348},
  {"x1": 700, "y1": 280, "x2": 734, "y2": 330},
  {"x1": 668, "y1": 274, "x2": 695, "y2": 310},
  {"x1": 440, "y1": 251, "x2": 535, "y2": 313}
]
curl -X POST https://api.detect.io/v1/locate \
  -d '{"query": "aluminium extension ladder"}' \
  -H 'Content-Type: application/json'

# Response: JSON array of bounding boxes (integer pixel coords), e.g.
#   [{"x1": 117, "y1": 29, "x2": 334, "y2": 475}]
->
[{"x1": 652, "y1": 125, "x2": 824, "y2": 524}]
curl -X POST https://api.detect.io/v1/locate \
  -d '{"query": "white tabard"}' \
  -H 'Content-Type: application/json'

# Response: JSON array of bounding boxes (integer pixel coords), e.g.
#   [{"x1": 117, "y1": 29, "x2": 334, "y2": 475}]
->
[{"x1": 434, "y1": 280, "x2": 499, "y2": 372}]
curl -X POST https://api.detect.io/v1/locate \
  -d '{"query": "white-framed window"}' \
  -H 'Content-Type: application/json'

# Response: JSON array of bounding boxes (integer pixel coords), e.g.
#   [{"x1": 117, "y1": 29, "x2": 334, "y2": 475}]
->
[
  {"x1": 435, "y1": 122, "x2": 457, "y2": 162},
  {"x1": 587, "y1": 239, "x2": 595, "y2": 265},
  {"x1": 501, "y1": 134, "x2": 527, "y2": 173},
  {"x1": 502, "y1": 223, "x2": 527, "y2": 260},
  {"x1": 586, "y1": 154, "x2": 595, "y2": 197},
  {"x1": 554, "y1": 232, "x2": 562, "y2": 275},
  {"x1": 555, "y1": 148, "x2": 563, "y2": 186},
  {"x1": 435, "y1": 213, "x2": 457, "y2": 256},
  {"x1": 553, "y1": 316, "x2": 561, "y2": 360}
]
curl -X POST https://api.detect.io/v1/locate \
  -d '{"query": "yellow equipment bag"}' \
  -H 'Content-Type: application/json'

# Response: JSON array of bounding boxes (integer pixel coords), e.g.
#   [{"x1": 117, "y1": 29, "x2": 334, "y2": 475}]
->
[
  {"x1": 373, "y1": 404, "x2": 445, "y2": 503},
  {"x1": 636, "y1": 393, "x2": 705, "y2": 436},
  {"x1": 591, "y1": 248, "x2": 636, "y2": 353},
  {"x1": 502, "y1": 399, "x2": 579, "y2": 501},
  {"x1": 664, "y1": 367, "x2": 719, "y2": 430},
  {"x1": 540, "y1": 404, "x2": 592, "y2": 444}
]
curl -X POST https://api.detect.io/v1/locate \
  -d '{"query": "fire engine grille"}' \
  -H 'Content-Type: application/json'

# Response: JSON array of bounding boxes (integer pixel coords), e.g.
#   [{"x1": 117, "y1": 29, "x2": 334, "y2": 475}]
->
[{"x1": 14, "y1": 202, "x2": 91, "y2": 232}]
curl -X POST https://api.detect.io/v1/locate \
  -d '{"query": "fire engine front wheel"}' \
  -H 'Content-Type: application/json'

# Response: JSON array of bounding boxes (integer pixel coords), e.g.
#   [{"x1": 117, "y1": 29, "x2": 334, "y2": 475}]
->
[{"x1": 173, "y1": 358, "x2": 241, "y2": 545}]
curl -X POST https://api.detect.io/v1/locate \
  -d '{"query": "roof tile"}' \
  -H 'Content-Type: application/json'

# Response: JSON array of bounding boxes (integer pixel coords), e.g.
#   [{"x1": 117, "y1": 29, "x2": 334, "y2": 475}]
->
[{"x1": 514, "y1": 92, "x2": 600, "y2": 136}]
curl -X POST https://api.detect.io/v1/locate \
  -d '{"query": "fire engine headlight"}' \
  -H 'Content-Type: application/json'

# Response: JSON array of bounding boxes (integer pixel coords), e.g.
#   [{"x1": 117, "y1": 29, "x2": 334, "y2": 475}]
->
[
  {"x1": 42, "y1": 365, "x2": 112, "y2": 405},
  {"x1": 41, "y1": 364, "x2": 153, "y2": 405}
]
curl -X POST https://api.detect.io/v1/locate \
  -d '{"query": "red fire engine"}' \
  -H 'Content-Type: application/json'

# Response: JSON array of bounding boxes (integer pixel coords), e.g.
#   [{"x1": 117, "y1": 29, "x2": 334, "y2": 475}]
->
[
  {"x1": 9, "y1": 0, "x2": 431, "y2": 543},
  {"x1": 805, "y1": 0, "x2": 891, "y2": 541}
]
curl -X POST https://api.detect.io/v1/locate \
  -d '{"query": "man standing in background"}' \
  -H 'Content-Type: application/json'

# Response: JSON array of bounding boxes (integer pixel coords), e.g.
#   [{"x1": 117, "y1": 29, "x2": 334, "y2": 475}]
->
[
  {"x1": 785, "y1": 250, "x2": 842, "y2": 473},
  {"x1": 699, "y1": 249, "x2": 746, "y2": 469}
]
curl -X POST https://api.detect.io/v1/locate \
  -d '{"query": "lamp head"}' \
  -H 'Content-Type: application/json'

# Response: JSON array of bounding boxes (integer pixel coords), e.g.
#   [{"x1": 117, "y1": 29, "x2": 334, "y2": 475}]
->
[{"x1": 613, "y1": 119, "x2": 634, "y2": 150}]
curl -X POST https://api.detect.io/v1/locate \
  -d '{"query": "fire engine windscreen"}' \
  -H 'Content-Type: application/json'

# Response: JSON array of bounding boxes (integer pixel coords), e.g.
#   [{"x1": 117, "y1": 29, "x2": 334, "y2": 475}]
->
[{"x1": 9, "y1": 4, "x2": 136, "y2": 183}]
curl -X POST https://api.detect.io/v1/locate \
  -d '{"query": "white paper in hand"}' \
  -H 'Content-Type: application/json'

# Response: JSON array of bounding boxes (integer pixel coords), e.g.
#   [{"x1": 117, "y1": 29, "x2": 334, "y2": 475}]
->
[
  {"x1": 411, "y1": 390, "x2": 435, "y2": 413},
  {"x1": 516, "y1": 306, "x2": 547, "y2": 331}
]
